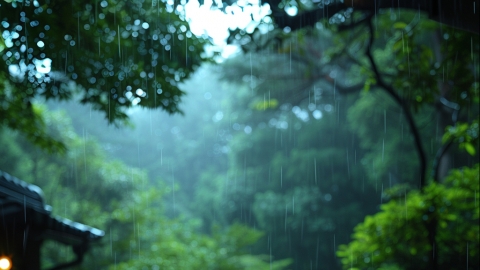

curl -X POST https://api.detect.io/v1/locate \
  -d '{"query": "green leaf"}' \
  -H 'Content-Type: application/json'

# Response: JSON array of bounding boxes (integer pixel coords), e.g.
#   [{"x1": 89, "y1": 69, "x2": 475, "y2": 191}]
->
[
  {"x1": 393, "y1": 22, "x2": 407, "y2": 29},
  {"x1": 464, "y1": 143, "x2": 476, "y2": 156},
  {"x1": 0, "y1": 34, "x2": 5, "y2": 53}
]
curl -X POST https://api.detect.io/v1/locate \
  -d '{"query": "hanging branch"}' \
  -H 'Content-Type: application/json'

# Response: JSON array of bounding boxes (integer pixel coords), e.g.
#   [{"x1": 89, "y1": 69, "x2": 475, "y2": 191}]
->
[
  {"x1": 266, "y1": 0, "x2": 479, "y2": 34},
  {"x1": 364, "y1": 15, "x2": 439, "y2": 270},
  {"x1": 363, "y1": 16, "x2": 428, "y2": 190},
  {"x1": 431, "y1": 97, "x2": 460, "y2": 182}
]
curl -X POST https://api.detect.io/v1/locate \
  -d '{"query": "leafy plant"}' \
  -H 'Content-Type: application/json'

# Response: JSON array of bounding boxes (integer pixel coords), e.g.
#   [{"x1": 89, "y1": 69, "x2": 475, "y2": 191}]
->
[{"x1": 337, "y1": 164, "x2": 479, "y2": 270}]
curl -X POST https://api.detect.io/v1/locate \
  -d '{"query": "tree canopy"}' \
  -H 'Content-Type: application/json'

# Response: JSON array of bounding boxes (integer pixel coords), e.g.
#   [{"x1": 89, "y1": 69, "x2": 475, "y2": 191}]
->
[
  {"x1": 218, "y1": 3, "x2": 478, "y2": 269},
  {"x1": 0, "y1": 0, "x2": 210, "y2": 151}
]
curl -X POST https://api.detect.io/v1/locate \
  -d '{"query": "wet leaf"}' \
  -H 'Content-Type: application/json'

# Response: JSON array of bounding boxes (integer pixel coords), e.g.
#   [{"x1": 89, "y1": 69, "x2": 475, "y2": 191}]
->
[
  {"x1": 465, "y1": 143, "x2": 476, "y2": 156},
  {"x1": 393, "y1": 22, "x2": 407, "y2": 29}
]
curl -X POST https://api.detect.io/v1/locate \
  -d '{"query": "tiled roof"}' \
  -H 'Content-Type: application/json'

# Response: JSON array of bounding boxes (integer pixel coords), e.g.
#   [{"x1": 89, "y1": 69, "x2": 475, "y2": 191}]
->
[
  {"x1": 0, "y1": 170, "x2": 49, "y2": 214},
  {"x1": 0, "y1": 170, "x2": 104, "y2": 244}
]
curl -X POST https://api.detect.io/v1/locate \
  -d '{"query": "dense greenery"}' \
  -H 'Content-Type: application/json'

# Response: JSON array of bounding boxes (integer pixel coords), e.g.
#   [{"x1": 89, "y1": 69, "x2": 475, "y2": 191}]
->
[
  {"x1": 0, "y1": 107, "x2": 290, "y2": 269},
  {"x1": 0, "y1": 0, "x2": 478, "y2": 269},
  {"x1": 218, "y1": 5, "x2": 479, "y2": 269},
  {"x1": 337, "y1": 164, "x2": 479, "y2": 269}
]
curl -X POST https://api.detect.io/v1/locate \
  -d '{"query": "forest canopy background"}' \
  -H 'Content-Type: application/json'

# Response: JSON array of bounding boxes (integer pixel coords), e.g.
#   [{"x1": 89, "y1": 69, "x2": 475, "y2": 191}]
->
[{"x1": 0, "y1": 0, "x2": 478, "y2": 269}]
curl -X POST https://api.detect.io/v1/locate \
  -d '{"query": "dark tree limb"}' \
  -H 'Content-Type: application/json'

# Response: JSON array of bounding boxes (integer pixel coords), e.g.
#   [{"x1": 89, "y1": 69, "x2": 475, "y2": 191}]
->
[
  {"x1": 262, "y1": 63, "x2": 364, "y2": 105},
  {"x1": 431, "y1": 97, "x2": 460, "y2": 183},
  {"x1": 431, "y1": 140, "x2": 454, "y2": 182},
  {"x1": 364, "y1": 16, "x2": 428, "y2": 190},
  {"x1": 266, "y1": 0, "x2": 479, "y2": 34},
  {"x1": 364, "y1": 16, "x2": 438, "y2": 270}
]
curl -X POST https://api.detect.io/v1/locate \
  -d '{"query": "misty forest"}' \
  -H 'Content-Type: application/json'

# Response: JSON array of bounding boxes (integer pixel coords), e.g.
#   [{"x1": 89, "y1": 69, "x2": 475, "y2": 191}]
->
[{"x1": 0, "y1": 0, "x2": 478, "y2": 269}]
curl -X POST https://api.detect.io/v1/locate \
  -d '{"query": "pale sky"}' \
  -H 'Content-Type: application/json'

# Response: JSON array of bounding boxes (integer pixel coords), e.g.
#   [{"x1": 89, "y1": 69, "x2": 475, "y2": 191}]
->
[{"x1": 184, "y1": 0, "x2": 272, "y2": 58}]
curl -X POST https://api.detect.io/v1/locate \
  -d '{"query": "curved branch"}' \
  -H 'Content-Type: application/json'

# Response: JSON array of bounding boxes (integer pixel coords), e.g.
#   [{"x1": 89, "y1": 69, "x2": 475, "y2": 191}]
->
[
  {"x1": 364, "y1": 16, "x2": 428, "y2": 190},
  {"x1": 364, "y1": 15, "x2": 438, "y2": 270},
  {"x1": 267, "y1": 0, "x2": 479, "y2": 34},
  {"x1": 266, "y1": 70, "x2": 364, "y2": 106},
  {"x1": 431, "y1": 97, "x2": 460, "y2": 183},
  {"x1": 431, "y1": 140, "x2": 453, "y2": 182}
]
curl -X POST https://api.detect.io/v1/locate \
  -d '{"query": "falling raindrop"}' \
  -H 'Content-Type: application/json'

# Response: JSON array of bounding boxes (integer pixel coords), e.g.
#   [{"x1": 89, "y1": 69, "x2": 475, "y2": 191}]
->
[
  {"x1": 109, "y1": 227, "x2": 113, "y2": 257},
  {"x1": 24, "y1": 195, "x2": 26, "y2": 223},
  {"x1": 382, "y1": 138, "x2": 385, "y2": 162},
  {"x1": 280, "y1": 166, "x2": 283, "y2": 188},
  {"x1": 346, "y1": 148, "x2": 350, "y2": 178},
  {"x1": 172, "y1": 165, "x2": 175, "y2": 216},
  {"x1": 381, "y1": 183, "x2": 384, "y2": 204},
  {"x1": 384, "y1": 109, "x2": 386, "y2": 134},
  {"x1": 475, "y1": 190, "x2": 477, "y2": 208},
  {"x1": 289, "y1": 41, "x2": 292, "y2": 73},
  {"x1": 292, "y1": 196, "x2": 294, "y2": 215},
  {"x1": 467, "y1": 242, "x2": 469, "y2": 266},
  {"x1": 118, "y1": 25, "x2": 121, "y2": 57},
  {"x1": 333, "y1": 234, "x2": 336, "y2": 258}
]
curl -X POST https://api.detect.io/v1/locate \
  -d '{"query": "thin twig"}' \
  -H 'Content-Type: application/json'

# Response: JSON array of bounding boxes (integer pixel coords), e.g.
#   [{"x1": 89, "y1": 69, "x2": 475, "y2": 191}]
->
[{"x1": 431, "y1": 98, "x2": 460, "y2": 182}]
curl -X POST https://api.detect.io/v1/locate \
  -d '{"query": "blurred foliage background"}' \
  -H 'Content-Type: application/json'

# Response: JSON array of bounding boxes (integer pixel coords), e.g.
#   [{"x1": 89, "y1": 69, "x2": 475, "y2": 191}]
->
[{"x1": 0, "y1": 0, "x2": 478, "y2": 269}]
